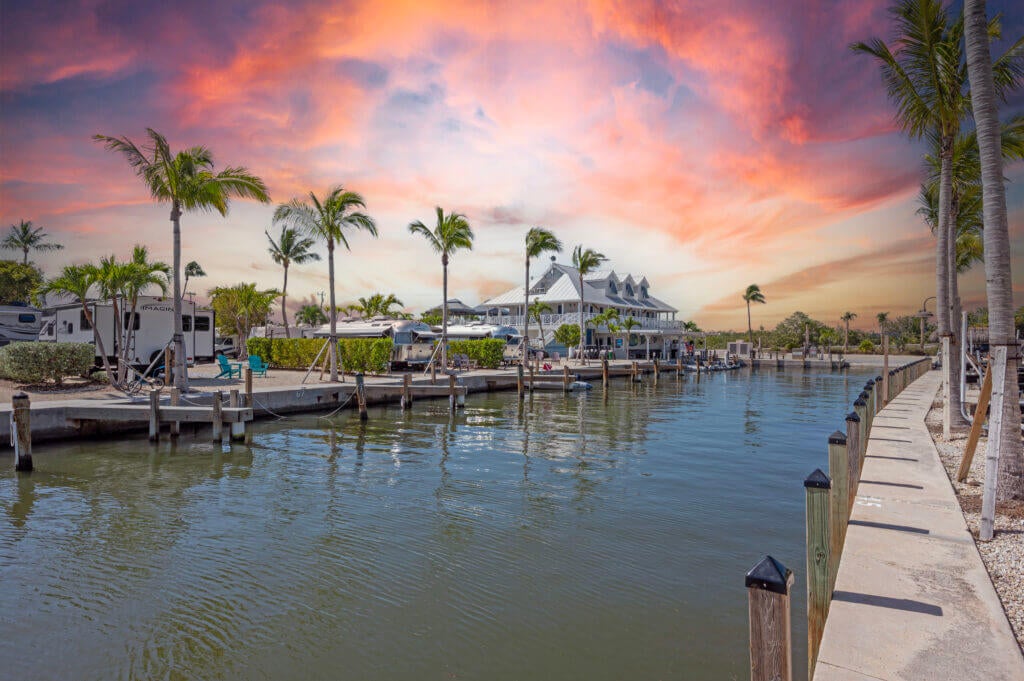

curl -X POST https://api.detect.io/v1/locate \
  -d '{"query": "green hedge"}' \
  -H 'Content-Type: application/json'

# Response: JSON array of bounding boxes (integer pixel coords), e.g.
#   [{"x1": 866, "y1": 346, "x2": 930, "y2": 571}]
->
[
  {"x1": 448, "y1": 338, "x2": 506, "y2": 368},
  {"x1": 0, "y1": 342, "x2": 95, "y2": 385},
  {"x1": 246, "y1": 337, "x2": 394, "y2": 374}
]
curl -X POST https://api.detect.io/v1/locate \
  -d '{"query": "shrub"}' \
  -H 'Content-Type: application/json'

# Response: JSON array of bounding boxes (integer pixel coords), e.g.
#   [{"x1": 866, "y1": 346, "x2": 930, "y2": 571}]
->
[
  {"x1": 246, "y1": 337, "x2": 394, "y2": 373},
  {"x1": 339, "y1": 338, "x2": 393, "y2": 374},
  {"x1": 553, "y1": 323, "x2": 580, "y2": 348},
  {"x1": 858, "y1": 339, "x2": 875, "y2": 353},
  {"x1": 448, "y1": 339, "x2": 506, "y2": 368},
  {"x1": 0, "y1": 342, "x2": 94, "y2": 385}
]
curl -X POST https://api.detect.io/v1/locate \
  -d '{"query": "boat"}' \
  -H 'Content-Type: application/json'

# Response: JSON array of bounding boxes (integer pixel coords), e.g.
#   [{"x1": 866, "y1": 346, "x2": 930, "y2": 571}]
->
[{"x1": 0, "y1": 303, "x2": 44, "y2": 345}]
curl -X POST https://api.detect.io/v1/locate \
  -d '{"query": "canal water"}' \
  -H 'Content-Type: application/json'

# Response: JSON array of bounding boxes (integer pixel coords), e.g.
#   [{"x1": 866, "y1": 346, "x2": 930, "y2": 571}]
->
[{"x1": 0, "y1": 367, "x2": 874, "y2": 681}]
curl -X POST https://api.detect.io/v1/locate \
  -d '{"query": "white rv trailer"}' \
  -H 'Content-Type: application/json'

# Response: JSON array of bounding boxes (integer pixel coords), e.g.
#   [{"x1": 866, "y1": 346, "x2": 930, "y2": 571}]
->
[
  {"x1": 443, "y1": 323, "x2": 524, "y2": 362},
  {"x1": 312, "y1": 318, "x2": 437, "y2": 368},
  {"x1": 0, "y1": 303, "x2": 44, "y2": 345},
  {"x1": 38, "y1": 296, "x2": 216, "y2": 367}
]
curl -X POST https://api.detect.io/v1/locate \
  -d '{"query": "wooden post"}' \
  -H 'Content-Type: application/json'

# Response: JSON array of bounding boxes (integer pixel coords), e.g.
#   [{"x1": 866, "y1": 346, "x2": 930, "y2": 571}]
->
[
  {"x1": 864, "y1": 381, "x2": 875, "y2": 435},
  {"x1": 12, "y1": 392, "x2": 32, "y2": 472},
  {"x1": 169, "y1": 387, "x2": 180, "y2": 438},
  {"x1": 517, "y1": 364, "x2": 524, "y2": 400},
  {"x1": 746, "y1": 555, "x2": 794, "y2": 681},
  {"x1": 846, "y1": 411, "x2": 861, "y2": 510},
  {"x1": 528, "y1": 364, "x2": 535, "y2": 395},
  {"x1": 229, "y1": 389, "x2": 244, "y2": 441},
  {"x1": 602, "y1": 358, "x2": 609, "y2": 389},
  {"x1": 563, "y1": 365, "x2": 570, "y2": 392},
  {"x1": 980, "y1": 346, "x2": 1008, "y2": 541},
  {"x1": 355, "y1": 373, "x2": 368, "y2": 421},
  {"x1": 164, "y1": 345, "x2": 172, "y2": 386},
  {"x1": 875, "y1": 375, "x2": 883, "y2": 415},
  {"x1": 855, "y1": 396, "x2": 868, "y2": 468},
  {"x1": 448, "y1": 373, "x2": 457, "y2": 413},
  {"x1": 245, "y1": 368, "x2": 253, "y2": 408},
  {"x1": 431, "y1": 361, "x2": 437, "y2": 385},
  {"x1": 805, "y1": 469, "x2": 832, "y2": 675},
  {"x1": 211, "y1": 391, "x2": 223, "y2": 442},
  {"x1": 884, "y1": 334, "x2": 892, "y2": 406},
  {"x1": 827, "y1": 431, "x2": 848, "y2": 589},
  {"x1": 403, "y1": 373, "x2": 413, "y2": 410},
  {"x1": 958, "y1": 366, "x2": 992, "y2": 481},
  {"x1": 653, "y1": 358, "x2": 659, "y2": 384},
  {"x1": 148, "y1": 389, "x2": 160, "y2": 442},
  {"x1": 631, "y1": 361, "x2": 639, "y2": 382},
  {"x1": 676, "y1": 356, "x2": 683, "y2": 376}
]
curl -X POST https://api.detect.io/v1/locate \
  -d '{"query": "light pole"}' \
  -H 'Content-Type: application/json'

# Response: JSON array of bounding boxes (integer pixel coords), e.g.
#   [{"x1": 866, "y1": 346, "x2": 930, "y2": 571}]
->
[{"x1": 917, "y1": 296, "x2": 935, "y2": 350}]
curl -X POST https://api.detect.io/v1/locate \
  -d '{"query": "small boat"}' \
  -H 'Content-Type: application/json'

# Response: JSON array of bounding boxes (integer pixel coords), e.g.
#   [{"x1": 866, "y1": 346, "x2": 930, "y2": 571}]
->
[{"x1": 568, "y1": 380, "x2": 592, "y2": 391}]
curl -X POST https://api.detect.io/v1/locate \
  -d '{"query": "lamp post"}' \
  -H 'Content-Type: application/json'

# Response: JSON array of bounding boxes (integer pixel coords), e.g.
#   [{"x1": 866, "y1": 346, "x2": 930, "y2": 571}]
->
[{"x1": 917, "y1": 296, "x2": 935, "y2": 351}]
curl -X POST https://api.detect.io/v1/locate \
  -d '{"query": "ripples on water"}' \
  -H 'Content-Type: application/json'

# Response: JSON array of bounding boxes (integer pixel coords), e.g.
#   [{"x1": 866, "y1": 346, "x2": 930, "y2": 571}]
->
[{"x1": 0, "y1": 368, "x2": 874, "y2": 681}]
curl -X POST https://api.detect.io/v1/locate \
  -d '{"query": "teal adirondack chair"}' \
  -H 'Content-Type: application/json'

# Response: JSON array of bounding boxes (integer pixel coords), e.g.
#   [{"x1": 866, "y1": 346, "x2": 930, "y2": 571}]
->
[
  {"x1": 216, "y1": 353, "x2": 242, "y2": 378},
  {"x1": 248, "y1": 355, "x2": 269, "y2": 377}
]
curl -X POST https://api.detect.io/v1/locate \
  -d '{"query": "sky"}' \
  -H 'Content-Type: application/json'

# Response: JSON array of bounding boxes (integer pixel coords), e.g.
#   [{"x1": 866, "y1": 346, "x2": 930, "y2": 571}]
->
[{"x1": 1, "y1": 0, "x2": 1023, "y2": 331}]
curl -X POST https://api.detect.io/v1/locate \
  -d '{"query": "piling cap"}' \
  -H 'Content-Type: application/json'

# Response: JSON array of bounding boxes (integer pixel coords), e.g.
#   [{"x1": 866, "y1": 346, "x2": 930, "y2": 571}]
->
[
  {"x1": 866, "y1": 379, "x2": 875, "y2": 387},
  {"x1": 12, "y1": 391, "x2": 28, "y2": 399},
  {"x1": 828, "y1": 430, "x2": 847, "y2": 445},
  {"x1": 804, "y1": 468, "x2": 831, "y2": 489},
  {"x1": 858, "y1": 391, "x2": 869, "y2": 400},
  {"x1": 745, "y1": 555, "x2": 793, "y2": 594},
  {"x1": 854, "y1": 398, "x2": 867, "y2": 407},
  {"x1": 876, "y1": 375, "x2": 883, "y2": 382},
  {"x1": 846, "y1": 411, "x2": 861, "y2": 422}
]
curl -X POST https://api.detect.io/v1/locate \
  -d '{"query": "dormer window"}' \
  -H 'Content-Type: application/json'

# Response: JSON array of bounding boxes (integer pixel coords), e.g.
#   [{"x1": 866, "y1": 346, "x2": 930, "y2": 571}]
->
[
  {"x1": 640, "y1": 286, "x2": 648, "y2": 298},
  {"x1": 609, "y1": 281, "x2": 617, "y2": 294},
  {"x1": 625, "y1": 285, "x2": 634, "y2": 297}
]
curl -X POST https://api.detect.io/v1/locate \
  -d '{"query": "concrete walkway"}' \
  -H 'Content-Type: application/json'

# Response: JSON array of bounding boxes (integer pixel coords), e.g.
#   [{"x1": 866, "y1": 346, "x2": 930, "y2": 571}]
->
[{"x1": 814, "y1": 371, "x2": 1024, "y2": 680}]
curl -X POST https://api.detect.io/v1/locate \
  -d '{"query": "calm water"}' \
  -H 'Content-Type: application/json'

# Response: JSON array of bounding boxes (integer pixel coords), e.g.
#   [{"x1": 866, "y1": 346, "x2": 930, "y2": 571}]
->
[{"x1": 0, "y1": 368, "x2": 872, "y2": 681}]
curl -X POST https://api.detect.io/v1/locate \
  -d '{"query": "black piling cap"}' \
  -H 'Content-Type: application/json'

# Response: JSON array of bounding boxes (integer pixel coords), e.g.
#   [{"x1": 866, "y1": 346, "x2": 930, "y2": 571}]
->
[
  {"x1": 846, "y1": 411, "x2": 861, "y2": 422},
  {"x1": 12, "y1": 391, "x2": 28, "y2": 400},
  {"x1": 866, "y1": 379, "x2": 875, "y2": 387},
  {"x1": 804, "y1": 468, "x2": 831, "y2": 489},
  {"x1": 858, "y1": 391, "x2": 869, "y2": 400},
  {"x1": 828, "y1": 430, "x2": 847, "y2": 445},
  {"x1": 876, "y1": 375, "x2": 883, "y2": 382},
  {"x1": 745, "y1": 555, "x2": 793, "y2": 594}
]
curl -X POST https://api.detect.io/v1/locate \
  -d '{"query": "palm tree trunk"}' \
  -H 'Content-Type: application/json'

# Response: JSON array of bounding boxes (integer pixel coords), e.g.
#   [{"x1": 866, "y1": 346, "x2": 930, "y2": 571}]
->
[
  {"x1": 578, "y1": 275, "x2": 585, "y2": 366},
  {"x1": 947, "y1": 212, "x2": 967, "y2": 428},
  {"x1": 935, "y1": 135, "x2": 954, "y2": 435},
  {"x1": 964, "y1": 0, "x2": 1023, "y2": 505},
  {"x1": 844, "y1": 322, "x2": 849, "y2": 355},
  {"x1": 523, "y1": 255, "x2": 530, "y2": 361},
  {"x1": 82, "y1": 303, "x2": 115, "y2": 380},
  {"x1": 282, "y1": 263, "x2": 290, "y2": 339},
  {"x1": 747, "y1": 301, "x2": 752, "y2": 344},
  {"x1": 328, "y1": 240, "x2": 338, "y2": 382},
  {"x1": 22, "y1": 248, "x2": 28, "y2": 265},
  {"x1": 171, "y1": 202, "x2": 187, "y2": 392},
  {"x1": 441, "y1": 254, "x2": 449, "y2": 369}
]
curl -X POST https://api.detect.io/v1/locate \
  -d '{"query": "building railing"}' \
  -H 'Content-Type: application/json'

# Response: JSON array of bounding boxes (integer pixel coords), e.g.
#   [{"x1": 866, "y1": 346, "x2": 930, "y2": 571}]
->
[{"x1": 485, "y1": 312, "x2": 683, "y2": 332}]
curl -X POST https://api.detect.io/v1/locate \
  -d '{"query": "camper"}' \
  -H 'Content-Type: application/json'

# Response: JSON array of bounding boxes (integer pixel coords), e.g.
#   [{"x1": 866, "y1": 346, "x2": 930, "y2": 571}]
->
[
  {"x1": 38, "y1": 296, "x2": 216, "y2": 367},
  {"x1": 312, "y1": 318, "x2": 437, "y2": 368},
  {"x1": 0, "y1": 303, "x2": 44, "y2": 345},
  {"x1": 444, "y1": 323, "x2": 524, "y2": 362}
]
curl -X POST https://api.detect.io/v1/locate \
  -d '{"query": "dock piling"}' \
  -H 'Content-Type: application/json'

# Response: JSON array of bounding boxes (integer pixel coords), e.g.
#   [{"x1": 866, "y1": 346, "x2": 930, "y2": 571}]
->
[
  {"x1": 211, "y1": 391, "x2": 223, "y2": 442},
  {"x1": 355, "y1": 373, "x2": 368, "y2": 420},
  {"x1": 804, "y1": 469, "x2": 831, "y2": 676},
  {"x1": 431, "y1": 361, "x2": 437, "y2": 385},
  {"x1": 746, "y1": 555, "x2": 794, "y2": 681},
  {"x1": 402, "y1": 373, "x2": 413, "y2": 410},
  {"x1": 169, "y1": 387, "x2": 180, "y2": 438},
  {"x1": 653, "y1": 358, "x2": 659, "y2": 384},
  {"x1": 148, "y1": 390, "x2": 160, "y2": 442},
  {"x1": 517, "y1": 364, "x2": 525, "y2": 399},
  {"x1": 602, "y1": 358, "x2": 609, "y2": 388},
  {"x1": 563, "y1": 365, "x2": 570, "y2": 393},
  {"x1": 845, "y1": 411, "x2": 861, "y2": 510},
  {"x1": 827, "y1": 431, "x2": 848, "y2": 589},
  {"x1": 12, "y1": 392, "x2": 32, "y2": 472},
  {"x1": 245, "y1": 368, "x2": 253, "y2": 408},
  {"x1": 229, "y1": 390, "x2": 245, "y2": 441},
  {"x1": 448, "y1": 374, "x2": 457, "y2": 412}
]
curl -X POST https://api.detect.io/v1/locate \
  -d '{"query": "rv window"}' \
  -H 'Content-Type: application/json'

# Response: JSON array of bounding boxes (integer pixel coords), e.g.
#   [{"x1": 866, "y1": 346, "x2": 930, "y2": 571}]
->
[
  {"x1": 393, "y1": 332, "x2": 413, "y2": 345},
  {"x1": 123, "y1": 312, "x2": 141, "y2": 330},
  {"x1": 17, "y1": 314, "x2": 36, "y2": 323},
  {"x1": 195, "y1": 316, "x2": 210, "y2": 331},
  {"x1": 80, "y1": 311, "x2": 92, "y2": 330},
  {"x1": 182, "y1": 315, "x2": 192, "y2": 332}
]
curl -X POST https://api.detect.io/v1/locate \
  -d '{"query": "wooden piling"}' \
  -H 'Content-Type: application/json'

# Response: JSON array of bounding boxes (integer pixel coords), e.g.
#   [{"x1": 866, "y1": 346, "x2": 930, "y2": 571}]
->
[
  {"x1": 148, "y1": 389, "x2": 160, "y2": 442},
  {"x1": 827, "y1": 431, "x2": 848, "y2": 590},
  {"x1": 653, "y1": 358, "x2": 659, "y2": 384},
  {"x1": 883, "y1": 334, "x2": 891, "y2": 406},
  {"x1": 169, "y1": 387, "x2": 180, "y2": 438},
  {"x1": 229, "y1": 389, "x2": 245, "y2": 441},
  {"x1": 746, "y1": 555, "x2": 794, "y2": 681},
  {"x1": 602, "y1": 358, "x2": 609, "y2": 388},
  {"x1": 845, "y1": 411, "x2": 861, "y2": 510},
  {"x1": 245, "y1": 367, "x2": 253, "y2": 407},
  {"x1": 854, "y1": 396, "x2": 868, "y2": 469},
  {"x1": 517, "y1": 364, "x2": 525, "y2": 400},
  {"x1": 12, "y1": 392, "x2": 32, "y2": 472},
  {"x1": 431, "y1": 361, "x2": 437, "y2": 385},
  {"x1": 164, "y1": 345, "x2": 172, "y2": 386},
  {"x1": 448, "y1": 373, "x2": 457, "y2": 413},
  {"x1": 563, "y1": 365, "x2": 571, "y2": 392},
  {"x1": 355, "y1": 373, "x2": 368, "y2": 420},
  {"x1": 631, "y1": 361, "x2": 639, "y2": 382},
  {"x1": 211, "y1": 391, "x2": 223, "y2": 442},
  {"x1": 958, "y1": 366, "x2": 991, "y2": 481},
  {"x1": 403, "y1": 373, "x2": 413, "y2": 410},
  {"x1": 805, "y1": 468, "x2": 831, "y2": 676}
]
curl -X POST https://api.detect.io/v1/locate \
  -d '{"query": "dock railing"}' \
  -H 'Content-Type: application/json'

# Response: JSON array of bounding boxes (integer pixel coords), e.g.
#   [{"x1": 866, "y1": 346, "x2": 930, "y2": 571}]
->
[{"x1": 745, "y1": 357, "x2": 932, "y2": 681}]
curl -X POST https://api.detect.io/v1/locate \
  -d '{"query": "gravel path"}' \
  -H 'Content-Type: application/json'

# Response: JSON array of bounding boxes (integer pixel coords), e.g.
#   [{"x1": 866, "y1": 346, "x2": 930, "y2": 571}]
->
[{"x1": 927, "y1": 396, "x2": 1024, "y2": 651}]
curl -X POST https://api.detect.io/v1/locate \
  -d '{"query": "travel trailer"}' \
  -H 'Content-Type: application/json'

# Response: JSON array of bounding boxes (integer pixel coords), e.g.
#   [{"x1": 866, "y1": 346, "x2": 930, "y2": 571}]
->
[
  {"x1": 313, "y1": 318, "x2": 437, "y2": 368},
  {"x1": 0, "y1": 303, "x2": 44, "y2": 345},
  {"x1": 38, "y1": 296, "x2": 216, "y2": 367},
  {"x1": 444, "y1": 323, "x2": 524, "y2": 362}
]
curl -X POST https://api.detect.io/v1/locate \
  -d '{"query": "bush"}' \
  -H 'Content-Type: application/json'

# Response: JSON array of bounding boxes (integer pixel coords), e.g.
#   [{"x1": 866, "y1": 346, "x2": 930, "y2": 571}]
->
[
  {"x1": 339, "y1": 338, "x2": 393, "y2": 374},
  {"x1": 0, "y1": 342, "x2": 94, "y2": 385},
  {"x1": 858, "y1": 339, "x2": 875, "y2": 353},
  {"x1": 553, "y1": 323, "x2": 580, "y2": 348},
  {"x1": 246, "y1": 336, "x2": 394, "y2": 374},
  {"x1": 449, "y1": 339, "x2": 506, "y2": 368}
]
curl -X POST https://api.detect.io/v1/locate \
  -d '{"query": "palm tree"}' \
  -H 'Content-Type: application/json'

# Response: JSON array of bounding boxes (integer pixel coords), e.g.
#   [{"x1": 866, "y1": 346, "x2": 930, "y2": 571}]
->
[
  {"x1": 209, "y1": 283, "x2": 281, "y2": 356},
  {"x1": 876, "y1": 312, "x2": 890, "y2": 337},
  {"x1": 622, "y1": 316, "x2": 641, "y2": 359},
  {"x1": 296, "y1": 304, "x2": 328, "y2": 327},
  {"x1": 355, "y1": 292, "x2": 404, "y2": 318},
  {"x1": 274, "y1": 186, "x2": 378, "y2": 382},
  {"x1": 2, "y1": 220, "x2": 63, "y2": 264},
  {"x1": 522, "y1": 227, "x2": 563, "y2": 359},
  {"x1": 94, "y1": 128, "x2": 270, "y2": 392},
  {"x1": 964, "y1": 0, "x2": 1024, "y2": 508},
  {"x1": 37, "y1": 265, "x2": 115, "y2": 379},
  {"x1": 571, "y1": 245, "x2": 607, "y2": 364},
  {"x1": 742, "y1": 284, "x2": 766, "y2": 344},
  {"x1": 182, "y1": 261, "x2": 205, "y2": 296},
  {"x1": 408, "y1": 207, "x2": 474, "y2": 369},
  {"x1": 590, "y1": 309, "x2": 619, "y2": 359},
  {"x1": 529, "y1": 300, "x2": 554, "y2": 355},
  {"x1": 841, "y1": 311, "x2": 857, "y2": 354},
  {"x1": 266, "y1": 226, "x2": 321, "y2": 337},
  {"x1": 120, "y1": 246, "x2": 170, "y2": 380}
]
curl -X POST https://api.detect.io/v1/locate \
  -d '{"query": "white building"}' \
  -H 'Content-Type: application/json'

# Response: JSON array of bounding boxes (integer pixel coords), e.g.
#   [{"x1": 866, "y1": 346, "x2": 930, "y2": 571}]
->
[{"x1": 479, "y1": 261, "x2": 687, "y2": 359}]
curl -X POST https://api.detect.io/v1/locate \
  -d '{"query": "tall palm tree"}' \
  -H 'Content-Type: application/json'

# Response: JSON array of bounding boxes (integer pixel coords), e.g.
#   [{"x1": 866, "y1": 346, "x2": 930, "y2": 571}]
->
[
  {"x1": 742, "y1": 284, "x2": 766, "y2": 344},
  {"x1": 355, "y1": 292, "x2": 404, "y2": 318},
  {"x1": 296, "y1": 304, "x2": 328, "y2": 327},
  {"x1": 37, "y1": 265, "x2": 115, "y2": 380},
  {"x1": 523, "y1": 227, "x2": 563, "y2": 359},
  {"x1": 266, "y1": 226, "x2": 321, "y2": 337},
  {"x1": 590, "y1": 309, "x2": 619, "y2": 359},
  {"x1": 2, "y1": 220, "x2": 63, "y2": 264},
  {"x1": 571, "y1": 245, "x2": 607, "y2": 365},
  {"x1": 182, "y1": 261, "x2": 205, "y2": 297},
  {"x1": 876, "y1": 312, "x2": 890, "y2": 337},
  {"x1": 120, "y1": 246, "x2": 170, "y2": 380},
  {"x1": 274, "y1": 186, "x2": 377, "y2": 382},
  {"x1": 622, "y1": 316, "x2": 641, "y2": 359},
  {"x1": 841, "y1": 311, "x2": 857, "y2": 354},
  {"x1": 529, "y1": 300, "x2": 554, "y2": 354},
  {"x1": 964, "y1": 0, "x2": 1024, "y2": 509},
  {"x1": 408, "y1": 207, "x2": 474, "y2": 369},
  {"x1": 94, "y1": 128, "x2": 270, "y2": 392}
]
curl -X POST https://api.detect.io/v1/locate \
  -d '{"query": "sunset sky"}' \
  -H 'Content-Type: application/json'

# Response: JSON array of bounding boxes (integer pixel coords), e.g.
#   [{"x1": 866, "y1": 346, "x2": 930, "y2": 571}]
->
[{"x1": 1, "y1": 0, "x2": 1022, "y2": 330}]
